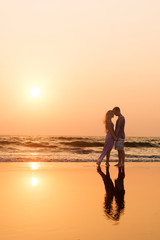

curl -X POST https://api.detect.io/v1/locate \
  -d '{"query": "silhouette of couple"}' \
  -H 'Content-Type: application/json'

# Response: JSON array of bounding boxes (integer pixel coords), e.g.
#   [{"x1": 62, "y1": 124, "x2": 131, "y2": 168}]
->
[
  {"x1": 97, "y1": 107, "x2": 125, "y2": 167},
  {"x1": 97, "y1": 166, "x2": 125, "y2": 222}
]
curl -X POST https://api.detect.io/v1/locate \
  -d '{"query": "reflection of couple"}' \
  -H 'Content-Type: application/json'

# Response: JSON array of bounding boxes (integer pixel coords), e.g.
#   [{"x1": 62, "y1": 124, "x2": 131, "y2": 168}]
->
[
  {"x1": 97, "y1": 107, "x2": 125, "y2": 167},
  {"x1": 97, "y1": 166, "x2": 125, "y2": 221}
]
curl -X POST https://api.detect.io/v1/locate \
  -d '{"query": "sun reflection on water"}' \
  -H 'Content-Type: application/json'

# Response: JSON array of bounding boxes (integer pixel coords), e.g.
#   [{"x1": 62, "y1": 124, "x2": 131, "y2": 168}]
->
[{"x1": 29, "y1": 162, "x2": 39, "y2": 170}]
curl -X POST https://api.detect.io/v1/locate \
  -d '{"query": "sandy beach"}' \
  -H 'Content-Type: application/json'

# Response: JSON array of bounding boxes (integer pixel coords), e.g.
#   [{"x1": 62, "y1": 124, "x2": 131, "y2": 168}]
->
[{"x1": 0, "y1": 162, "x2": 160, "y2": 240}]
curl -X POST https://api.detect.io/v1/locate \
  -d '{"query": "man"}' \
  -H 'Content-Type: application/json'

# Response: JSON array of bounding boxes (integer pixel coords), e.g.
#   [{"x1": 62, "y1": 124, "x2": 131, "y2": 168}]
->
[{"x1": 113, "y1": 107, "x2": 125, "y2": 166}]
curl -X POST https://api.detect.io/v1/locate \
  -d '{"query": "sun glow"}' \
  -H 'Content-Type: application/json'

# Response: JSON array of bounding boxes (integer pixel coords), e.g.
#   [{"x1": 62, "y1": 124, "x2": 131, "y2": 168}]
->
[
  {"x1": 29, "y1": 162, "x2": 39, "y2": 170},
  {"x1": 31, "y1": 177, "x2": 38, "y2": 186},
  {"x1": 30, "y1": 87, "x2": 41, "y2": 98}
]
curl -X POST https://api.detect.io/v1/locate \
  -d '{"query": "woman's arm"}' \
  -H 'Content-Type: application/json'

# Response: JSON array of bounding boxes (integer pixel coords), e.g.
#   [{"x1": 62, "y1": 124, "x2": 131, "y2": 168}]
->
[{"x1": 107, "y1": 121, "x2": 117, "y2": 140}]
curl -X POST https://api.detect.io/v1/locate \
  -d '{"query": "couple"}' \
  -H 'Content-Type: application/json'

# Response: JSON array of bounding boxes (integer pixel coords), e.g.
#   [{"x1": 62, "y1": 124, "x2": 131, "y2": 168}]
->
[{"x1": 97, "y1": 107, "x2": 125, "y2": 167}]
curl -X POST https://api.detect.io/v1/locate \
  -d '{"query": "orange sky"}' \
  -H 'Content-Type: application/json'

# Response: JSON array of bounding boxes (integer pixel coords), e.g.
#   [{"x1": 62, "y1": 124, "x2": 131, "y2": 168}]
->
[{"x1": 0, "y1": 0, "x2": 160, "y2": 136}]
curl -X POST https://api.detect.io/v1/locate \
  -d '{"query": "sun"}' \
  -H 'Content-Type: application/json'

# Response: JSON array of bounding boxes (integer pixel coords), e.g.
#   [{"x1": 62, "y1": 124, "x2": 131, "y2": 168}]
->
[
  {"x1": 31, "y1": 177, "x2": 38, "y2": 186},
  {"x1": 30, "y1": 87, "x2": 41, "y2": 98}
]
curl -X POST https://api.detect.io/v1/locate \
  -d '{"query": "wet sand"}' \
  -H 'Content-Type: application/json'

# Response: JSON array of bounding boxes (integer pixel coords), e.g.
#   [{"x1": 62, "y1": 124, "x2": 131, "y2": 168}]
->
[{"x1": 0, "y1": 162, "x2": 160, "y2": 240}]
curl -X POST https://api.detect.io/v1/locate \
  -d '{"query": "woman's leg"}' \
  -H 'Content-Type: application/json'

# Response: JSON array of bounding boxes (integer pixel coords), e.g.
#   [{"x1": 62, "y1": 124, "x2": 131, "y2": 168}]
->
[
  {"x1": 97, "y1": 147, "x2": 108, "y2": 165},
  {"x1": 97, "y1": 138, "x2": 110, "y2": 165},
  {"x1": 106, "y1": 150, "x2": 111, "y2": 166}
]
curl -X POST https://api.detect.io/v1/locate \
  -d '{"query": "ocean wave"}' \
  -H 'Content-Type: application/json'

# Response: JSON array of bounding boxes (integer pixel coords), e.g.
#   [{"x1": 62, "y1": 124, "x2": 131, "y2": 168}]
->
[
  {"x1": 24, "y1": 142, "x2": 57, "y2": 148},
  {"x1": 61, "y1": 140, "x2": 159, "y2": 148},
  {"x1": 61, "y1": 141, "x2": 104, "y2": 147},
  {"x1": 72, "y1": 149, "x2": 94, "y2": 154},
  {"x1": 124, "y1": 142, "x2": 158, "y2": 148},
  {"x1": 56, "y1": 137, "x2": 90, "y2": 140},
  {"x1": 126, "y1": 154, "x2": 160, "y2": 159},
  {"x1": 0, "y1": 137, "x2": 159, "y2": 149},
  {"x1": 0, "y1": 140, "x2": 57, "y2": 149},
  {"x1": 0, "y1": 140, "x2": 21, "y2": 145},
  {"x1": 0, "y1": 158, "x2": 160, "y2": 163}
]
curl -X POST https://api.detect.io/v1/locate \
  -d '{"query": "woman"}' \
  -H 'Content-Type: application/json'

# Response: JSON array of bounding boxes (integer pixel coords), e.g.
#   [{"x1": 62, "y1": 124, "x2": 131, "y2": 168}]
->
[{"x1": 97, "y1": 110, "x2": 116, "y2": 166}]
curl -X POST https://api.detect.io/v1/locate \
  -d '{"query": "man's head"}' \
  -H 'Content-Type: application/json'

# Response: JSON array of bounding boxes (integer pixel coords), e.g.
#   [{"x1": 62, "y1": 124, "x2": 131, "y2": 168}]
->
[{"x1": 113, "y1": 107, "x2": 121, "y2": 116}]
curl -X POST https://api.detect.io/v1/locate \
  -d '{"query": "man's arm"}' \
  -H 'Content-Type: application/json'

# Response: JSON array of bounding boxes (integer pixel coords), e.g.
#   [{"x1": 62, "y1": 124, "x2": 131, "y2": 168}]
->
[
  {"x1": 115, "y1": 117, "x2": 124, "y2": 138},
  {"x1": 115, "y1": 125, "x2": 121, "y2": 137}
]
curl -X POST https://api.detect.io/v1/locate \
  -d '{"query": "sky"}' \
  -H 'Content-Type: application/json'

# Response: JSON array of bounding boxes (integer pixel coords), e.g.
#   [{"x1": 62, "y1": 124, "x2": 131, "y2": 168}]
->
[{"x1": 0, "y1": 0, "x2": 160, "y2": 136}]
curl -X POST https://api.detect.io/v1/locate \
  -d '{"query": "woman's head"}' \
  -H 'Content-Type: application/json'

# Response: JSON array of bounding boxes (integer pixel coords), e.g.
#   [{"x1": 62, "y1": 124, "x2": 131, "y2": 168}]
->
[
  {"x1": 106, "y1": 110, "x2": 114, "y2": 120},
  {"x1": 104, "y1": 110, "x2": 114, "y2": 131}
]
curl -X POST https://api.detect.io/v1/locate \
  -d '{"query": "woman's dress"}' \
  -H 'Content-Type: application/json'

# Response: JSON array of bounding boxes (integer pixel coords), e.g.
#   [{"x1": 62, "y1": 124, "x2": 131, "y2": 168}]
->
[{"x1": 97, "y1": 122, "x2": 114, "y2": 165}]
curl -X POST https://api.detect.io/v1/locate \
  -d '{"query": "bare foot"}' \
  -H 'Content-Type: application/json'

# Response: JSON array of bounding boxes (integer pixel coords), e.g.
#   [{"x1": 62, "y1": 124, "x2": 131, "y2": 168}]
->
[
  {"x1": 115, "y1": 163, "x2": 121, "y2": 167},
  {"x1": 119, "y1": 164, "x2": 124, "y2": 167},
  {"x1": 115, "y1": 163, "x2": 124, "y2": 167}
]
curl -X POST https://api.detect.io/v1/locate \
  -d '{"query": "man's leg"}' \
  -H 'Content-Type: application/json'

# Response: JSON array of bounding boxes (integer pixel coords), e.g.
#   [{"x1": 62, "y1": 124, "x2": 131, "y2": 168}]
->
[
  {"x1": 115, "y1": 138, "x2": 125, "y2": 166},
  {"x1": 118, "y1": 150, "x2": 121, "y2": 164},
  {"x1": 119, "y1": 150, "x2": 125, "y2": 166},
  {"x1": 121, "y1": 150, "x2": 125, "y2": 165},
  {"x1": 114, "y1": 150, "x2": 121, "y2": 166}
]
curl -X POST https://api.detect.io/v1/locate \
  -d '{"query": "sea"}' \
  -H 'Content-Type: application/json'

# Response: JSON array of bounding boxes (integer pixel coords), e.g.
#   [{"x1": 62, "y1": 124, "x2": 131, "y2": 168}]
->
[{"x1": 0, "y1": 136, "x2": 159, "y2": 163}]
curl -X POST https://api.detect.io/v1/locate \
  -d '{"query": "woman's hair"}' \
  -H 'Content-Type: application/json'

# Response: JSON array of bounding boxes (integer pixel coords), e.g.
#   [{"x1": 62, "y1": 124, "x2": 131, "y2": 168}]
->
[{"x1": 104, "y1": 110, "x2": 113, "y2": 132}]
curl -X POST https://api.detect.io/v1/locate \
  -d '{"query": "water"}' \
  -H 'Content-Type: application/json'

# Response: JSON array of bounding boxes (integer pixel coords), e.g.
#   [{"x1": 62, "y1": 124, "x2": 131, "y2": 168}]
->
[{"x1": 0, "y1": 136, "x2": 159, "y2": 162}]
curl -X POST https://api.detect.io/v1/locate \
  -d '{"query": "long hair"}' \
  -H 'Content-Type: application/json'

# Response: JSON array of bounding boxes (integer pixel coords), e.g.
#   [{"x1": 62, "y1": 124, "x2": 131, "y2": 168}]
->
[{"x1": 104, "y1": 110, "x2": 113, "y2": 132}]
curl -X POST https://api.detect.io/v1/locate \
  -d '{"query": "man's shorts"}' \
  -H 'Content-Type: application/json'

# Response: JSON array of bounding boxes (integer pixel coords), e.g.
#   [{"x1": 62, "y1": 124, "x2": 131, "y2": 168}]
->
[{"x1": 115, "y1": 138, "x2": 125, "y2": 150}]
